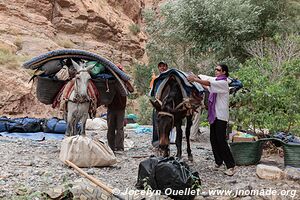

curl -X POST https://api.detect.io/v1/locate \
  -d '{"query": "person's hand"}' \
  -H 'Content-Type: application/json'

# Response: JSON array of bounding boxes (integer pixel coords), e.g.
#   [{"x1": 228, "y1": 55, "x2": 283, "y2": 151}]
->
[{"x1": 187, "y1": 74, "x2": 198, "y2": 82}]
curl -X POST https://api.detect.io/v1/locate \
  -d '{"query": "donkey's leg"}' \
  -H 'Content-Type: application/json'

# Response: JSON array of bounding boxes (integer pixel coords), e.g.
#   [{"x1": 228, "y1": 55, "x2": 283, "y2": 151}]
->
[
  {"x1": 80, "y1": 112, "x2": 89, "y2": 136},
  {"x1": 66, "y1": 111, "x2": 77, "y2": 136},
  {"x1": 66, "y1": 103, "x2": 74, "y2": 136},
  {"x1": 67, "y1": 102, "x2": 80, "y2": 136},
  {"x1": 175, "y1": 120, "x2": 183, "y2": 158},
  {"x1": 186, "y1": 115, "x2": 193, "y2": 161}
]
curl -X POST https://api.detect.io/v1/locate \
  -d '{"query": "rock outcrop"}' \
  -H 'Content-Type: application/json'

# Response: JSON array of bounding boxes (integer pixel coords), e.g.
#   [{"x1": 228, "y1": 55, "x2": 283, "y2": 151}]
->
[
  {"x1": 0, "y1": 0, "x2": 147, "y2": 66},
  {"x1": 0, "y1": 0, "x2": 164, "y2": 117}
]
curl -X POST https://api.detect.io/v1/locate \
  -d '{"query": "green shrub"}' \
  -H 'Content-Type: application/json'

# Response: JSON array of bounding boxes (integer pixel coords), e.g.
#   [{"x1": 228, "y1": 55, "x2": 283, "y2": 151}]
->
[
  {"x1": 230, "y1": 58, "x2": 300, "y2": 135},
  {"x1": 129, "y1": 24, "x2": 141, "y2": 35},
  {"x1": 134, "y1": 63, "x2": 155, "y2": 95},
  {"x1": 137, "y1": 95, "x2": 153, "y2": 125}
]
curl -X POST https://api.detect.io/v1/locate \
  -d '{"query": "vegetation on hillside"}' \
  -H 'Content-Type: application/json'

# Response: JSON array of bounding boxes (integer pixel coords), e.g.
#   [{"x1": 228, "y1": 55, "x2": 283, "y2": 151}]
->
[{"x1": 138, "y1": 0, "x2": 300, "y2": 135}]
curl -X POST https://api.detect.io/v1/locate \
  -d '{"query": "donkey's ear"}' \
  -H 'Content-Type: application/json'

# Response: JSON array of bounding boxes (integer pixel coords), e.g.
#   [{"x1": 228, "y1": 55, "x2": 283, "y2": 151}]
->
[
  {"x1": 150, "y1": 99, "x2": 162, "y2": 111},
  {"x1": 71, "y1": 59, "x2": 81, "y2": 71},
  {"x1": 86, "y1": 63, "x2": 96, "y2": 71}
]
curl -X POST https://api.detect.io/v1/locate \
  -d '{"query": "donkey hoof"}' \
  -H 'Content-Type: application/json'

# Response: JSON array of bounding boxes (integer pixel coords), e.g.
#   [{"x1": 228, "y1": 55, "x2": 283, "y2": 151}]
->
[
  {"x1": 176, "y1": 154, "x2": 182, "y2": 159},
  {"x1": 188, "y1": 155, "x2": 193, "y2": 162}
]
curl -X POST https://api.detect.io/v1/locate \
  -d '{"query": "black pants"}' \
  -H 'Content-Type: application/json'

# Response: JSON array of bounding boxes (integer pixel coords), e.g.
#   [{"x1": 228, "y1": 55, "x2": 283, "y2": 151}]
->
[
  {"x1": 210, "y1": 119, "x2": 235, "y2": 169},
  {"x1": 152, "y1": 109, "x2": 159, "y2": 145},
  {"x1": 107, "y1": 109, "x2": 125, "y2": 151}
]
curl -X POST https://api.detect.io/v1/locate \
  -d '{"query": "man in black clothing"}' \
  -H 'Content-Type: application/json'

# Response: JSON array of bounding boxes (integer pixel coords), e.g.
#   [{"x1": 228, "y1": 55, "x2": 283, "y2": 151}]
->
[{"x1": 107, "y1": 89, "x2": 127, "y2": 151}]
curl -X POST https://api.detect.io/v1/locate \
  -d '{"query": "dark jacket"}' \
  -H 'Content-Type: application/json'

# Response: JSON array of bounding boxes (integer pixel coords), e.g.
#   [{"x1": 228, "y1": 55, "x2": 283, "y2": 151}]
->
[{"x1": 108, "y1": 91, "x2": 127, "y2": 110}]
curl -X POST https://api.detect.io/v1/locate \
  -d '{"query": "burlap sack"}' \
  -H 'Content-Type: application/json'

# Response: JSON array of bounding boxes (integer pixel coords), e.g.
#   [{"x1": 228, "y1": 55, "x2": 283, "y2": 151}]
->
[
  {"x1": 59, "y1": 135, "x2": 117, "y2": 167},
  {"x1": 86, "y1": 118, "x2": 107, "y2": 131}
]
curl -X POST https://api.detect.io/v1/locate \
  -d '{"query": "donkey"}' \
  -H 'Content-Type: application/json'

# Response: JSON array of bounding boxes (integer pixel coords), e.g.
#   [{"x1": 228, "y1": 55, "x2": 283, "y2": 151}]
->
[
  {"x1": 150, "y1": 76, "x2": 203, "y2": 161},
  {"x1": 65, "y1": 60, "x2": 95, "y2": 136}
]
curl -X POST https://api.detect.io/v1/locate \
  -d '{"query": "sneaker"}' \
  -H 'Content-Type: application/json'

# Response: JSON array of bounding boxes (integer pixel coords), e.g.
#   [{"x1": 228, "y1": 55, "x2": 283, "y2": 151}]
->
[{"x1": 224, "y1": 167, "x2": 236, "y2": 176}]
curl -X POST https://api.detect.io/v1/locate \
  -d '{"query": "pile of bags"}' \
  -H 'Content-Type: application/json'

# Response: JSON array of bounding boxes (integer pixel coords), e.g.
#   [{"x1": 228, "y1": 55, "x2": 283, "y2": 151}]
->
[
  {"x1": 136, "y1": 156, "x2": 201, "y2": 200},
  {"x1": 0, "y1": 116, "x2": 70, "y2": 134}
]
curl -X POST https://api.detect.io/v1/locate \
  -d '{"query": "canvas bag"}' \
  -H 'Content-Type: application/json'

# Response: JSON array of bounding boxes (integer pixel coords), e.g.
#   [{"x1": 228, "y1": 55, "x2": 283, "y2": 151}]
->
[{"x1": 59, "y1": 135, "x2": 117, "y2": 167}]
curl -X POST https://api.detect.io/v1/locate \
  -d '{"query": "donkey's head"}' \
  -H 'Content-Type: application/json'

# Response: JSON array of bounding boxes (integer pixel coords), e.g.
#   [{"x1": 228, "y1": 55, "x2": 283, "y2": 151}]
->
[{"x1": 71, "y1": 60, "x2": 95, "y2": 102}]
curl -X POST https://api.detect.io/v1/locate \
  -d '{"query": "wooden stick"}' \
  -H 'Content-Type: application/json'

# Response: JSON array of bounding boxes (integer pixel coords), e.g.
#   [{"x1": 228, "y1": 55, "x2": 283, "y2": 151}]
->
[
  {"x1": 131, "y1": 155, "x2": 150, "y2": 159},
  {"x1": 65, "y1": 160, "x2": 124, "y2": 200}
]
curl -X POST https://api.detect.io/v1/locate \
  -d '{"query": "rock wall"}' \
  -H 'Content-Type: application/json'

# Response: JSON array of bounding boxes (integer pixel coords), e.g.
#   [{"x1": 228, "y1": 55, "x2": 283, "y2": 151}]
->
[
  {"x1": 0, "y1": 0, "x2": 165, "y2": 117},
  {"x1": 0, "y1": 0, "x2": 147, "y2": 66}
]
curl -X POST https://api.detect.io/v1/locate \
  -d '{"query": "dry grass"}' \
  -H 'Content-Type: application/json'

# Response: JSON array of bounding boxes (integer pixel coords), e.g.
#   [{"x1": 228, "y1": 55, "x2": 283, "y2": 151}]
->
[
  {"x1": 55, "y1": 38, "x2": 75, "y2": 48},
  {"x1": 14, "y1": 36, "x2": 23, "y2": 51},
  {"x1": 0, "y1": 43, "x2": 27, "y2": 69},
  {"x1": 129, "y1": 24, "x2": 141, "y2": 35}
]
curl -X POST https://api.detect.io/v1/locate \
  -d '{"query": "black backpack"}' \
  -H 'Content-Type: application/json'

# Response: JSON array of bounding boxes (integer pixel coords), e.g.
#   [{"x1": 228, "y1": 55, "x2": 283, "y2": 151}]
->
[{"x1": 136, "y1": 156, "x2": 201, "y2": 200}]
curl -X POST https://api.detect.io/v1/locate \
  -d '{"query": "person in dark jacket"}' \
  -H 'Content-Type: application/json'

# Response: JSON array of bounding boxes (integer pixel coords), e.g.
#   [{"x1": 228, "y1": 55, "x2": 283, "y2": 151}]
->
[
  {"x1": 107, "y1": 89, "x2": 127, "y2": 152},
  {"x1": 151, "y1": 61, "x2": 169, "y2": 147}
]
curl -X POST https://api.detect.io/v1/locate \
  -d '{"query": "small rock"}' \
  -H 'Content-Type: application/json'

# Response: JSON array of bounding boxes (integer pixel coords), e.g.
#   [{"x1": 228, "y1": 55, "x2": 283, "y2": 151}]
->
[
  {"x1": 87, "y1": 169, "x2": 95, "y2": 175},
  {"x1": 241, "y1": 197, "x2": 252, "y2": 200},
  {"x1": 284, "y1": 167, "x2": 300, "y2": 182},
  {"x1": 199, "y1": 191, "x2": 209, "y2": 197},
  {"x1": 225, "y1": 179, "x2": 237, "y2": 184},
  {"x1": 256, "y1": 164, "x2": 283, "y2": 180},
  {"x1": 0, "y1": 180, "x2": 6, "y2": 185}
]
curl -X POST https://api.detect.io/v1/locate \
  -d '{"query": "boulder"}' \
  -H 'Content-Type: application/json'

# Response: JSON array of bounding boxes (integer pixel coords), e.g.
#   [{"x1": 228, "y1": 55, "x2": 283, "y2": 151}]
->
[{"x1": 256, "y1": 164, "x2": 284, "y2": 180}]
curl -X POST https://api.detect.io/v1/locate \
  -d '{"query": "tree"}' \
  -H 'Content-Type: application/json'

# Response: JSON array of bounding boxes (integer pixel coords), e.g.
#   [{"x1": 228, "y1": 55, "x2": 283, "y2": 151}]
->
[
  {"x1": 144, "y1": 0, "x2": 295, "y2": 67},
  {"x1": 230, "y1": 35, "x2": 300, "y2": 135}
]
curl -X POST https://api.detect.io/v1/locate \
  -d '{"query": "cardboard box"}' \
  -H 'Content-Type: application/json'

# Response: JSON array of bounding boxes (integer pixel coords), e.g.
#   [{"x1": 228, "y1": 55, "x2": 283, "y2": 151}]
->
[{"x1": 232, "y1": 135, "x2": 257, "y2": 142}]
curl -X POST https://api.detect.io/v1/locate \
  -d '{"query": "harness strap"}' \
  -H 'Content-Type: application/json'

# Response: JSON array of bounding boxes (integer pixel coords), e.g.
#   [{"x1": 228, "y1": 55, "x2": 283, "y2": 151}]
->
[
  {"x1": 174, "y1": 98, "x2": 190, "y2": 110},
  {"x1": 155, "y1": 98, "x2": 163, "y2": 106},
  {"x1": 158, "y1": 111, "x2": 175, "y2": 129},
  {"x1": 174, "y1": 98, "x2": 197, "y2": 116}
]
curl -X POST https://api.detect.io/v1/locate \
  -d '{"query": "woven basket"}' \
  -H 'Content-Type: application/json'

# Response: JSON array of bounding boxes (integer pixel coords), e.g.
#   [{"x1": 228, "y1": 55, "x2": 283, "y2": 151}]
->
[
  {"x1": 92, "y1": 78, "x2": 116, "y2": 105},
  {"x1": 36, "y1": 76, "x2": 66, "y2": 105},
  {"x1": 229, "y1": 140, "x2": 265, "y2": 165},
  {"x1": 283, "y1": 143, "x2": 300, "y2": 168}
]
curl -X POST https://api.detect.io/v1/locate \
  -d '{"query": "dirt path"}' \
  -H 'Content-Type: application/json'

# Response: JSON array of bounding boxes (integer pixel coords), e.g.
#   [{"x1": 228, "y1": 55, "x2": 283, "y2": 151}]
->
[{"x1": 0, "y1": 129, "x2": 299, "y2": 200}]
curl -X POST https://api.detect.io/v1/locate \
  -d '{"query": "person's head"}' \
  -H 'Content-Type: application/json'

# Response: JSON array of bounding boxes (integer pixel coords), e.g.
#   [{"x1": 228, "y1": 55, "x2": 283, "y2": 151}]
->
[
  {"x1": 158, "y1": 61, "x2": 168, "y2": 73},
  {"x1": 215, "y1": 64, "x2": 229, "y2": 77}
]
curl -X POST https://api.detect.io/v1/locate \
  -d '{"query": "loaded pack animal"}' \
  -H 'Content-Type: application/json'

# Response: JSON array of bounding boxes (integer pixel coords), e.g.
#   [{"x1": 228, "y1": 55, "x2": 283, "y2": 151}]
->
[
  {"x1": 60, "y1": 60, "x2": 99, "y2": 136},
  {"x1": 150, "y1": 76, "x2": 203, "y2": 161}
]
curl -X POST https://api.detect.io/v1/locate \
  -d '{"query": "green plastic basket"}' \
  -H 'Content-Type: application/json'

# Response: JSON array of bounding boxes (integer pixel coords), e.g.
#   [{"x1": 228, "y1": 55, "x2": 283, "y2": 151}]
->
[
  {"x1": 229, "y1": 139, "x2": 266, "y2": 166},
  {"x1": 282, "y1": 142, "x2": 300, "y2": 168}
]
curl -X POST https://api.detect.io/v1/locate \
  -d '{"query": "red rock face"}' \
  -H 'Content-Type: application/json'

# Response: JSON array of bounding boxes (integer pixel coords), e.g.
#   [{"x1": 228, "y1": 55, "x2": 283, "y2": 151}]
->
[
  {"x1": 0, "y1": 0, "x2": 148, "y2": 65},
  {"x1": 0, "y1": 0, "x2": 165, "y2": 117}
]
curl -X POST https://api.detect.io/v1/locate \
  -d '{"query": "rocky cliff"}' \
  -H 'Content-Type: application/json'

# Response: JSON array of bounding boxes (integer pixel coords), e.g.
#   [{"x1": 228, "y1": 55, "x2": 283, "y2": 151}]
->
[
  {"x1": 0, "y1": 0, "x2": 147, "y2": 66},
  {"x1": 0, "y1": 0, "x2": 158, "y2": 117}
]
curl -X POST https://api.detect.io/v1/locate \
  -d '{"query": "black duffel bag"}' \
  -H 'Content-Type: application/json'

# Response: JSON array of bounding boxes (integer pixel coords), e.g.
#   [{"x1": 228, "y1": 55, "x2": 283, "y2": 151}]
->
[
  {"x1": 136, "y1": 155, "x2": 164, "y2": 189},
  {"x1": 136, "y1": 156, "x2": 201, "y2": 200}
]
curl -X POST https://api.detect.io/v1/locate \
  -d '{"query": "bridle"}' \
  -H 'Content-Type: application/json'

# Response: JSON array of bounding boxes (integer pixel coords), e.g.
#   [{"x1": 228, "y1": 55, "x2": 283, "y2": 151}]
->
[{"x1": 158, "y1": 111, "x2": 175, "y2": 129}]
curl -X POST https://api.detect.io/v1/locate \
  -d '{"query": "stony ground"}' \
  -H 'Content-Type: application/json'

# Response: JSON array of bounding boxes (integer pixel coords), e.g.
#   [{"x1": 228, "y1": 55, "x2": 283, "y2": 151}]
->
[{"x1": 0, "y1": 127, "x2": 299, "y2": 200}]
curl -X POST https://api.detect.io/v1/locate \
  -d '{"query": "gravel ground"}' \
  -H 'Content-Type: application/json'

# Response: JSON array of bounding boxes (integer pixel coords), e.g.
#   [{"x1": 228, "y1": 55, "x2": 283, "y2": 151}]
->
[{"x1": 0, "y1": 127, "x2": 299, "y2": 200}]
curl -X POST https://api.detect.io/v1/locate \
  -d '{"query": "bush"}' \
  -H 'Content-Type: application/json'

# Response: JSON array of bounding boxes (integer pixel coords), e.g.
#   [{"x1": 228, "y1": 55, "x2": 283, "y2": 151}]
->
[
  {"x1": 230, "y1": 58, "x2": 300, "y2": 135},
  {"x1": 134, "y1": 63, "x2": 155, "y2": 95},
  {"x1": 0, "y1": 44, "x2": 19, "y2": 69},
  {"x1": 129, "y1": 24, "x2": 141, "y2": 35},
  {"x1": 137, "y1": 95, "x2": 153, "y2": 125}
]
